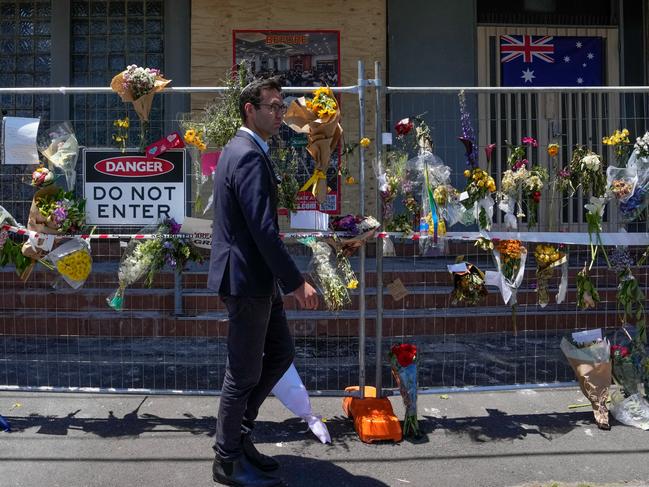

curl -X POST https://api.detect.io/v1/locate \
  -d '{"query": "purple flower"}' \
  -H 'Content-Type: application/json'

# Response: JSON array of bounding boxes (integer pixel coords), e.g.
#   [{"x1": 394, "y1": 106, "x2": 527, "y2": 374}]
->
[
  {"x1": 163, "y1": 241, "x2": 173, "y2": 249},
  {"x1": 52, "y1": 205, "x2": 68, "y2": 224},
  {"x1": 166, "y1": 218, "x2": 182, "y2": 234},
  {"x1": 332, "y1": 214, "x2": 359, "y2": 234},
  {"x1": 458, "y1": 92, "x2": 478, "y2": 167},
  {"x1": 559, "y1": 168, "x2": 571, "y2": 178}
]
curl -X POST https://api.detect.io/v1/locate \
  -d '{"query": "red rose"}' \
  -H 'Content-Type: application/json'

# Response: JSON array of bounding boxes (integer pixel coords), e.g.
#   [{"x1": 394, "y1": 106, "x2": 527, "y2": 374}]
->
[
  {"x1": 533, "y1": 191, "x2": 541, "y2": 203},
  {"x1": 391, "y1": 343, "x2": 417, "y2": 367},
  {"x1": 395, "y1": 118, "x2": 414, "y2": 137}
]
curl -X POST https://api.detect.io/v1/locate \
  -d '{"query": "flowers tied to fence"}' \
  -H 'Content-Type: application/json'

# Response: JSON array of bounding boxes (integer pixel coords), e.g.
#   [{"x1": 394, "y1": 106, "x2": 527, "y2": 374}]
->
[
  {"x1": 534, "y1": 243, "x2": 568, "y2": 308},
  {"x1": 499, "y1": 137, "x2": 547, "y2": 229},
  {"x1": 39, "y1": 122, "x2": 80, "y2": 191},
  {"x1": 576, "y1": 264, "x2": 600, "y2": 310},
  {"x1": 284, "y1": 87, "x2": 343, "y2": 204},
  {"x1": 389, "y1": 343, "x2": 420, "y2": 438},
  {"x1": 298, "y1": 236, "x2": 352, "y2": 311},
  {"x1": 449, "y1": 260, "x2": 487, "y2": 306},
  {"x1": 30, "y1": 166, "x2": 54, "y2": 188},
  {"x1": 111, "y1": 65, "x2": 171, "y2": 149},
  {"x1": 107, "y1": 219, "x2": 203, "y2": 312}
]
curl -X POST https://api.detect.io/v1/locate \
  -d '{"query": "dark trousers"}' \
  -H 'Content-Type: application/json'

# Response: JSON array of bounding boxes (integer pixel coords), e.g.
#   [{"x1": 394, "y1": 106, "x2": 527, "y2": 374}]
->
[{"x1": 214, "y1": 285, "x2": 294, "y2": 461}]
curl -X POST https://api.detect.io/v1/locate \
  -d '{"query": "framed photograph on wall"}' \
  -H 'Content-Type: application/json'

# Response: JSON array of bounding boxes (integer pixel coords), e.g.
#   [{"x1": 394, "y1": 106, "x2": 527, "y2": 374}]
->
[{"x1": 233, "y1": 30, "x2": 342, "y2": 214}]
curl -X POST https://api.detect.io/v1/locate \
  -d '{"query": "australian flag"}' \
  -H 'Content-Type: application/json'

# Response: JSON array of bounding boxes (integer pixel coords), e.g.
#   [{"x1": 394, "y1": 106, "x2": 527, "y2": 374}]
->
[{"x1": 500, "y1": 35, "x2": 603, "y2": 86}]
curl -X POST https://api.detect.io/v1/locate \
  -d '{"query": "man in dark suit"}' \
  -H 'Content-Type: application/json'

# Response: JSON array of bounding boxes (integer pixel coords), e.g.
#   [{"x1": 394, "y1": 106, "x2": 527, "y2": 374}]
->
[{"x1": 208, "y1": 78, "x2": 318, "y2": 487}]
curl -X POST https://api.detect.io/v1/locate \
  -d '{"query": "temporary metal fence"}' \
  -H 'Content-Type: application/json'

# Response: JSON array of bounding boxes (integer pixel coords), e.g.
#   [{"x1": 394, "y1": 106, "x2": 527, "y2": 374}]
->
[{"x1": 1, "y1": 60, "x2": 649, "y2": 397}]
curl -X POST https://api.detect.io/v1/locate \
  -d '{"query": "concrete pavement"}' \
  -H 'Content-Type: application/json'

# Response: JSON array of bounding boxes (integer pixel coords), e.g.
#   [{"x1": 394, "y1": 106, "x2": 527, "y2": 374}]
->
[{"x1": 1, "y1": 388, "x2": 649, "y2": 487}]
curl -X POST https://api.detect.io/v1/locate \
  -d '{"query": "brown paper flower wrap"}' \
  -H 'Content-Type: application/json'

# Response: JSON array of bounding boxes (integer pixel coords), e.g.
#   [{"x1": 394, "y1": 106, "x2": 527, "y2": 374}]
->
[
  {"x1": 284, "y1": 93, "x2": 343, "y2": 204},
  {"x1": 110, "y1": 71, "x2": 170, "y2": 122},
  {"x1": 21, "y1": 185, "x2": 60, "y2": 260},
  {"x1": 560, "y1": 337, "x2": 612, "y2": 429}
]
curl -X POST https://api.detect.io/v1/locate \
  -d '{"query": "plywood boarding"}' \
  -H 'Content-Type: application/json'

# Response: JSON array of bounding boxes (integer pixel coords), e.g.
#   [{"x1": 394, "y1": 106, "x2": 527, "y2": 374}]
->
[{"x1": 191, "y1": 0, "x2": 386, "y2": 216}]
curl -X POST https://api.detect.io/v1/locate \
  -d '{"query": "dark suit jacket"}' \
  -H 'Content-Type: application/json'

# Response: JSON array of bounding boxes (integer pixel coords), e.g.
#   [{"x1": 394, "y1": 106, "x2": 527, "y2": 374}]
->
[{"x1": 207, "y1": 130, "x2": 304, "y2": 296}]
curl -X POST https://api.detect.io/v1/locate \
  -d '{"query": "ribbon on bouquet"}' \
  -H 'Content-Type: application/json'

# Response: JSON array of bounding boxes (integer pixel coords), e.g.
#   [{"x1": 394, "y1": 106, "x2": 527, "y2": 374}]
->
[
  {"x1": 300, "y1": 169, "x2": 327, "y2": 198},
  {"x1": 498, "y1": 194, "x2": 518, "y2": 230},
  {"x1": 423, "y1": 160, "x2": 438, "y2": 243}
]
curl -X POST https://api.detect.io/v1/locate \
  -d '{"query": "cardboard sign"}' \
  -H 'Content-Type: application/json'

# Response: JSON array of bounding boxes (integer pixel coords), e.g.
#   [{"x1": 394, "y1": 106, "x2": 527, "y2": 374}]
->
[{"x1": 387, "y1": 278, "x2": 409, "y2": 301}]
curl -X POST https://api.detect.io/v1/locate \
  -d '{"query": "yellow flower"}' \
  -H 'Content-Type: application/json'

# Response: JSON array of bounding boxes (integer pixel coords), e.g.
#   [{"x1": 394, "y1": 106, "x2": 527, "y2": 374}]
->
[
  {"x1": 463, "y1": 169, "x2": 471, "y2": 178},
  {"x1": 437, "y1": 219, "x2": 446, "y2": 236},
  {"x1": 184, "y1": 129, "x2": 196, "y2": 143},
  {"x1": 347, "y1": 279, "x2": 358, "y2": 290},
  {"x1": 359, "y1": 137, "x2": 371, "y2": 148},
  {"x1": 345, "y1": 175, "x2": 356, "y2": 184},
  {"x1": 547, "y1": 143, "x2": 559, "y2": 157}
]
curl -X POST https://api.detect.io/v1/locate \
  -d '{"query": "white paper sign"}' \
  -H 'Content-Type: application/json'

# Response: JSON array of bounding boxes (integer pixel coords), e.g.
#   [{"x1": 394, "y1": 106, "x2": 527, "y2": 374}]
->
[
  {"x1": 2, "y1": 116, "x2": 40, "y2": 165},
  {"x1": 447, "y1": 263, "x2": 468, "y2": 273},
  {"x1": 459, "y1": 191, "x2": 469, "y2": 202},
  {"x1": 572, "y1": 328, "x2": 602, "y2": 345},
  {"x1": 381, "y1": 132, "x2": 393, "y2": 145},
  {"x1": 290, "y1": 210, "x2": 329, "y2": 230},
  {"x1": 181, "y1": 216, "x2": 212, "y2": 250}
]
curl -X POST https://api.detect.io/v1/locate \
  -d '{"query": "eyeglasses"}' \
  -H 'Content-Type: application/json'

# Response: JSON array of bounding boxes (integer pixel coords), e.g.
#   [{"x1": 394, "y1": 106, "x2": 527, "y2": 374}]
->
[{"x1": 257, "y1": 103, "x2": 287, "y2": 115}]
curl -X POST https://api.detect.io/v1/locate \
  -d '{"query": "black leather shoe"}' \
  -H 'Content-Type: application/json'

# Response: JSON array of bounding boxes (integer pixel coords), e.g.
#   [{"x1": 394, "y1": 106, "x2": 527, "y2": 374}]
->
[
  {"x1": 212, "y1": 454, "x2": 282, "y2": 486},
  {"x1": 241, "y1": 433, "x2": 280, "y2": 472}
]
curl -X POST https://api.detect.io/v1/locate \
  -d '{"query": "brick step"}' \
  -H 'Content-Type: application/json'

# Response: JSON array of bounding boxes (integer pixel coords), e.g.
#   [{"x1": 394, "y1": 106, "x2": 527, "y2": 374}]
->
[
  {"x1": 2, "y1": 259, "x2": 642, "y2": 290},
  {"x1": 0, "y1": 283, "x2": 635, "y2": 313},
  {"x1": 0, "y1": 304, "x2": 624, "y2": 338}
]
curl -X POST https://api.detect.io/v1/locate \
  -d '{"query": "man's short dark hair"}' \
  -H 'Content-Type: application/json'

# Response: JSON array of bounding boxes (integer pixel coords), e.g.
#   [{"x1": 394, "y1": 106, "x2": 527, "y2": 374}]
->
[{"x1": 239, "y1": 77, "x2": 282, "y2": 122}]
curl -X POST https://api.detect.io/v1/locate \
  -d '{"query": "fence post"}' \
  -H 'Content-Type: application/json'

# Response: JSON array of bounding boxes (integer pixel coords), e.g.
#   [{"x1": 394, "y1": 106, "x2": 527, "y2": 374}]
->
[
  {"x1": 357, "y1": 60, "x2": 367, "y2": 399},
  {"x1": 373, "y1": 61, "x2": 385, "y2": 397}
]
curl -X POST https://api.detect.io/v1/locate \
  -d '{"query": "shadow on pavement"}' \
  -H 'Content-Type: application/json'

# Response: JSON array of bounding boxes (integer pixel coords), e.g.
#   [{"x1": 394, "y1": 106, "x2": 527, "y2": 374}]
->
[
  {"x1": 274, "y1": 455, "x2": 390, "y2": 487},
  {"x1": 427, "y1": 407, "x2": 597, "y2": 442}
]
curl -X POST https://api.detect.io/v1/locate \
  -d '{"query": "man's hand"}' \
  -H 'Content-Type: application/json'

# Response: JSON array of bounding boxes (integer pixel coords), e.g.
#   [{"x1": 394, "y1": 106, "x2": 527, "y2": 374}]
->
[{"x1": 292, "y1": 281, "x2": 319, "y2": 310}]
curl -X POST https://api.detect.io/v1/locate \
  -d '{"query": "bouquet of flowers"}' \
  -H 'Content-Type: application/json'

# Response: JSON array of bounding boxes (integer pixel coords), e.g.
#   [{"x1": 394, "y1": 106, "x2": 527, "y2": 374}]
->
[
  {"x1": 486, "y1": 239, "x2": 527, "y2": 334},
  {"x1": 449, "y1": 261, "x2": 487, "y2": 306},
  {"x1": 111, "y1": 64, "x2": 171, "y2": 149},
  {"x1": 611, "y1": 343, "x2": 640, "y2": 397},
  {"x1": 602, "y1": 128, "x2": 631, "y2": 165},
  {"x1": 462, "y1": 166, "x2": 496, "y2": 231},
  {"x1": 329, "y1": 214, "x2": 380, "y2": 257},
  {"x1": 612, "y1": 247, "x2": 646, "y2": 344},
  {"x1": 584, "y1": 196, "x2": 610, "y2": 269},
  {"x1": 285, "y1": 86, "x2": 343, "y2": 204},
  {"x1": 389, "y1": 343, "x2": 420, "y2": 438},
  {"x1": 44, "y1": 237, "x2": 92, "y2": 289},
  {"x1": 534, "y1": 243, "x2": 568, "y2": 308},
  {"x1": 616, "y1": 139, "x2": 649, "y2": 222},
  {"x1": 299, "y1": 237, "x2": 349, "y2": 311},
  {"x1": 30, "y1": 166, "x2": 55, "y2": 188},
  {"x1": 39, "y1": 122, "x2": 79, "y2": 191},
  {"x1": 499, "y1": 137, "x2": 547, "y2": 229},
  {"x1": 560, "y1": 333, "x2": 611, "y2": 429},
  {"x1": 568, "y1": 145, "x2": 607, "y2": 197},
  {"x1": 107, "y1": 219, "x2": 202, "y2": 311},
  {"x1": 29, "y1": 185, "x2": 86, "y2": 234}
]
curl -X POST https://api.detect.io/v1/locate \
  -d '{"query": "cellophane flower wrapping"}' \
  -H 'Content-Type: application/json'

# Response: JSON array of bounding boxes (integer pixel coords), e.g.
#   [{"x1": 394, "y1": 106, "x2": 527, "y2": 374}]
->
[
  {"x1": 107, "y1": 227, "x2": 162, "y2": 311},
  {"x1": 534, "y1": 244, "x2": 568, "y2": 308},
  {"x1": 618, "y1": 152, "x2": 649, "y2": 222},
  {"x1": 450, "y1": 262, "x2": 487, "y2": 306},
  {"x1": 45, "y1": 237, "x2": 92, "y2": 289},
  {"x1": 560, "y1": 337, "x2": 611, "y2": 428},
  {"x1": 39, "y1": 123, "x2": 79, "y2": 191},
  {"x1": 389, "y1": 343, "x2": 419, "y2": 438},
  {"x1": 610, "y1": 392, "x2": 649, "y2": 430},
  {"x1": 299, "y1": 237, "x2": 349, "y2": 311}
]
